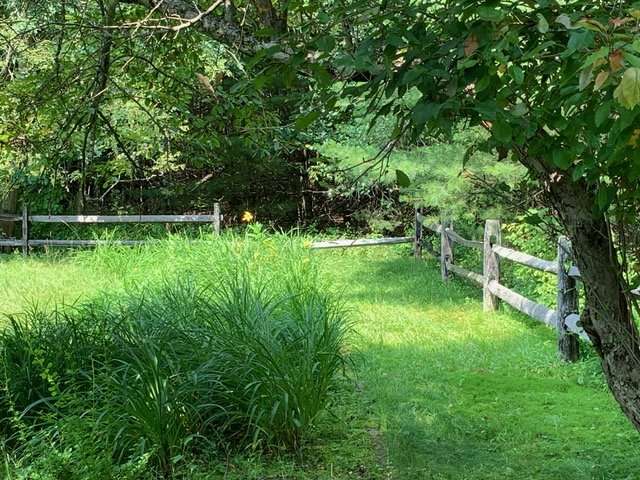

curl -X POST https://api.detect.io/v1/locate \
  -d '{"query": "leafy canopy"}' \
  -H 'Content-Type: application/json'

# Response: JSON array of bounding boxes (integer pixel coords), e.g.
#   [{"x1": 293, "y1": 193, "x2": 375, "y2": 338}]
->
[{"x1": 317, "y1": 1, "x2": 640, "y2": 215}]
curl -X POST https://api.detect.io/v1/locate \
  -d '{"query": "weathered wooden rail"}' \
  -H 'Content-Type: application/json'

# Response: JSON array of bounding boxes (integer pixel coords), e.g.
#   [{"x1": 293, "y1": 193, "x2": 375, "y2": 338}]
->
[
  {"x1": 306, "y1": 211, "x2": 601, "y2": 360},
  {"x1": 4, "y1": 202, "x2": 636, "y2": 362},
  {"x1": 310, "y1": 237, "x2": 413, "y2": 249},
  {"x1": 306, "y1": 211, "x2": 636, "y2": 361},
  {"x1": 1, "y1": 203, "x2": 222, "y2": 254},
  {"x1": 414, "y1": 209, "x2": 640, "y2": 361}
]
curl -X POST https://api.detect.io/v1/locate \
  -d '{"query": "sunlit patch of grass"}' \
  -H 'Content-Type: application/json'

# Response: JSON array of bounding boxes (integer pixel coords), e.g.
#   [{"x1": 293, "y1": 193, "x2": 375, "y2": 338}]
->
[{"x1": 0, "y1": 235, "x2": 354, "y2": 478}]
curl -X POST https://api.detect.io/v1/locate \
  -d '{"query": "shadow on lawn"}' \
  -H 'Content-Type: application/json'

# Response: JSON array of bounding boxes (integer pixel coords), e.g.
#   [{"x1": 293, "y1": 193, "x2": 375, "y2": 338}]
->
[
  {"x1": 332, "y1": 254, "x2": 640, "y2": 479},
  {"x1": 358, "y1": 337, "x2": 639, "y2": 479}
]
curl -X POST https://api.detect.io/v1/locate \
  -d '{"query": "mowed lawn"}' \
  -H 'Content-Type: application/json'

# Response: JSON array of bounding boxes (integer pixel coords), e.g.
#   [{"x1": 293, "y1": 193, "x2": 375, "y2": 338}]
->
[{"x1": 1, "y1": 243, "x2": 639, "y2": 479}]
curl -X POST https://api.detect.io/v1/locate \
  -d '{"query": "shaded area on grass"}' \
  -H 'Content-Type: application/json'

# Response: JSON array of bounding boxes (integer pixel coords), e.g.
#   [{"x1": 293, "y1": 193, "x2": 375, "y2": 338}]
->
[{"x1": 318, "y1": 247, "x2": 639, "y2": 479}]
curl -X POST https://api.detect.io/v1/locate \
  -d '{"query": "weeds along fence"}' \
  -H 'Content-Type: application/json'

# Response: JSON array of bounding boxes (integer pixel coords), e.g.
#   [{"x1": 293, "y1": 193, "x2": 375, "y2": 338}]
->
[
  {"x1": 413, "y1": 209, "x2": 640, "y2": 362},
  {"x1": 0, "y1": 203, "x2": 221, "y2": 254}
]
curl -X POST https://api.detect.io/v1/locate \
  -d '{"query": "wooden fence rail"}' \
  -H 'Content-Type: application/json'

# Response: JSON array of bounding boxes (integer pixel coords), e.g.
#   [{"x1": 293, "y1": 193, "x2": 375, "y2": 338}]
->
[
  {"x1": 2, "y1": 203, "x2": 222, "y2": 254},
  {"x1": 414, "y1": 210, "x2": 639, "y2": 361},
  {"x1": 311, "y1": 237, "x2": 413, "y2": 249}
]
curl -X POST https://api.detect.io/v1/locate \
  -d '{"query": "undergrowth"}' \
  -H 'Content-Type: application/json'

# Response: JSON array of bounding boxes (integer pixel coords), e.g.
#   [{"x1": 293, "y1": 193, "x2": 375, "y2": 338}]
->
[{"x1": 0, "y1": 234, "x2": 352, "y2": 479}]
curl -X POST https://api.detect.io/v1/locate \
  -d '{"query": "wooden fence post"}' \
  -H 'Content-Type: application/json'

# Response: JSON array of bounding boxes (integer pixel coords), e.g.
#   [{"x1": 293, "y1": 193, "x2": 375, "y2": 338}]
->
[
  {"x1": 557, "y1": 236, "x2": 580, "y2": 361},
  {"x1": 441, "y1": 220, "x2": 453, "y2": 281},
  {"x1": 414, "y1": 206, "x2": 423, "y2": 260},
  {"x1": 483, "y1": 219, "x2": 501, "y2": 312},
  {"x1": 22, "y1": 204, "x2": 29, "y2": 256},
  {"x1": 213, "y1": 202, "x2": 221, "y2": 235}
]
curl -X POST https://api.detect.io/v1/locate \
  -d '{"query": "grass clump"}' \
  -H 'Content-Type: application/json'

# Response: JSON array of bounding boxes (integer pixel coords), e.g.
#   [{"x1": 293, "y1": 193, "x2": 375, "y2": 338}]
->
[{"x1": 0, "y1": 237, "x2": 351, "y2": 478}]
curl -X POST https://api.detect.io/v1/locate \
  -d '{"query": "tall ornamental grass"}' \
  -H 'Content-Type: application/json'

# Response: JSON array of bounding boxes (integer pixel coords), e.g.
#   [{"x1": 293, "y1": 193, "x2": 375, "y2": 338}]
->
[{"x1": 0, "y1": 235, "x2": 352, "y2": 478}]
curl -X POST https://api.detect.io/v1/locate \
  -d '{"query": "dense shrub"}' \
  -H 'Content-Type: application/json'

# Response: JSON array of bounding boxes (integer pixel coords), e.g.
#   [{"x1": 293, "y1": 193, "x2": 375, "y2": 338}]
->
[{"x1": 0, "y1": 237, "x2": 351, "y2": 478}]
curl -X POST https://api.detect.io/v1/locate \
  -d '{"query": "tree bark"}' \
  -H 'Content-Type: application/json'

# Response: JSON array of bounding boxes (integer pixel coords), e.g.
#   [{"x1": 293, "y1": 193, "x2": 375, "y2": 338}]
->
[
  {"x1": 523, "y1": 155, "x2": 640, "y2": 430},
  {"x1": 0, "y1": 190, "x2": 17, "y2": 240}
]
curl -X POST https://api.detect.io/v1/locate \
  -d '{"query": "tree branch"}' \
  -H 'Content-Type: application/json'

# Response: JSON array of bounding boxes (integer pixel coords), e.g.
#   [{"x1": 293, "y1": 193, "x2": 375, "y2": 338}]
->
[{"x1": 108, "y1": 0, "x2": 224, "y2": 32}]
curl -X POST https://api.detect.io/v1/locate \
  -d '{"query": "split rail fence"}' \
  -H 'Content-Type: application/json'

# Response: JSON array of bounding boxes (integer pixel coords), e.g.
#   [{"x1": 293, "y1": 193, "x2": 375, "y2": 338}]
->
[
  {"x1": 0, "y1": 203, "x2": 221, "y2": 254},
  {"x1": 3, "y1": 203, "x2": 636, "y2": 360},
  {"x1": 413, "y1": 208, "x2": 640, "y2": 362},
  {"x1": 311, "y1": 209, "x2": 640, "y2": 362}
]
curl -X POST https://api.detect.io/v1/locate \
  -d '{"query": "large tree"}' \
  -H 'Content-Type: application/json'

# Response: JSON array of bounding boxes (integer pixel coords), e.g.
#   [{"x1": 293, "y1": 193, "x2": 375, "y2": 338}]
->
[{"x1": 323, "y1": 0, "x2": 640, "y2": 429}]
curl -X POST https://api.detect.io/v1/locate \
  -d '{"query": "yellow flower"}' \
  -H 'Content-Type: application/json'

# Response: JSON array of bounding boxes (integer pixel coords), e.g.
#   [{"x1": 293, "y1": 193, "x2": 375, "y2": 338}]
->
[{"x1": 242, "y1": 211, "x2": 254, "y2": 223}]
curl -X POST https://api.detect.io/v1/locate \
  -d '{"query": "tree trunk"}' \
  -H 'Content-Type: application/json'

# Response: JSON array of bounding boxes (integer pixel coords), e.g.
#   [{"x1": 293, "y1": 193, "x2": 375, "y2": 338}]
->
[
  {"x1": 524, "y1": 156, "x2": 640, "y2": 430},
  {"x1": 0, "y1": 189, "x2": 17, "y2": 237}
]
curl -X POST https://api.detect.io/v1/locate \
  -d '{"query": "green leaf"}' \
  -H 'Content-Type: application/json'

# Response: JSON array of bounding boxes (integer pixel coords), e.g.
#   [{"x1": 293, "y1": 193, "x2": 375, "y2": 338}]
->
[
  {"x1": 492, "y1": 118, "x2": 513, "y2": 143},
  {"x1": 294, "y1": 111, "x2": 320, "y2": 130},
  {"x1": 315, "y1": 35, "x2": 336, "y2": 52},
  {"x1": 575, "y1": 18, "x2": 606, "y2": 33},
  {"x1": 579, "y1": 66, "x2": 593, "y2": 91},
  {"x1": 412, "y1": 102, "x2": 441, "y2": 124},
  {"x1": 556, "y1": 14, "x2": 572, "y2": 29},
  {"x1": 473, "y1": 101, "x2": 498, "y2": 121},
  {"x1": 625, "y1": 53, "x2": 640, "y2": 69},
  {"x1": 309, "y1": 64, "x2": 332, "y2": 87},
  {"x1": 463, "y1": 145, "x2": 476, "y2": 167},
  {"x1": 523, "y1": 212, "x2": 543, "y2": 226},
  {"x1": 477, "y1": 6, "x2": 504, "y2": 22},
  {"x1": 596, "y1": 185, "x2": 615, "y2": 211},
  {"x1": 537, "y1": 14, "x2": 549, "y2": 33},
  {"x1": 567, "y1": 30, "x2": 593, "y2": 52},
  {"x1": 552, "y1": 149, "x2": 573, "y2": 170},
  {"x1": 510, "y1": 66, "x2": 524, "y2": 85},
  {"x1": 476, "y1": 75, "x2": 492, "y2": 93},
  {"x1": 396, "y1": 169, "x2": 411, "y2": 188},
  {"x1": 595, "y1": 101, "x2": 612, "y2": 127},
  {"x1": 511, "y1": 102, "x2": 528, "y2": 117},
  {"x1": 614, "y1": 68, "x2": 640, "y2": 109},
  {"x1": 582, "y1": 47, "x2": 609, "y2": 68},
  {"x1": 317, "y1": 12, "x2": 330, "y2": 23}
]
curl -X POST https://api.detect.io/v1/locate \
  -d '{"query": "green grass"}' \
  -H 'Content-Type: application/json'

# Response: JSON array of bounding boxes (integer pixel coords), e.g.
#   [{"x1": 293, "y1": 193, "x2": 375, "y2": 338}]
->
[
  {"x1": 314, "y1": 129, "x2": 526, "y2": 224},
  {"x1": 324, "y1": 247, "x2": 639, "y2": 479},
  {"x1": 1, "y1": 239, "x2": 639, "y2": 478},
  {"x1": 0, "y1": 236, "x2": 354, "y2": 479}
]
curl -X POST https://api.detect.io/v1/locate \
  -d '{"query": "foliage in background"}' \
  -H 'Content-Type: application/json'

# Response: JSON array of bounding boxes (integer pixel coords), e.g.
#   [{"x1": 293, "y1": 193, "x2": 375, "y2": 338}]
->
[
  {"x1": 315, "y1": 126, "x2": 528, "y2": 228},
  {"x1": 0, "y1": 1, "x2": 313, "y2": 222}
]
